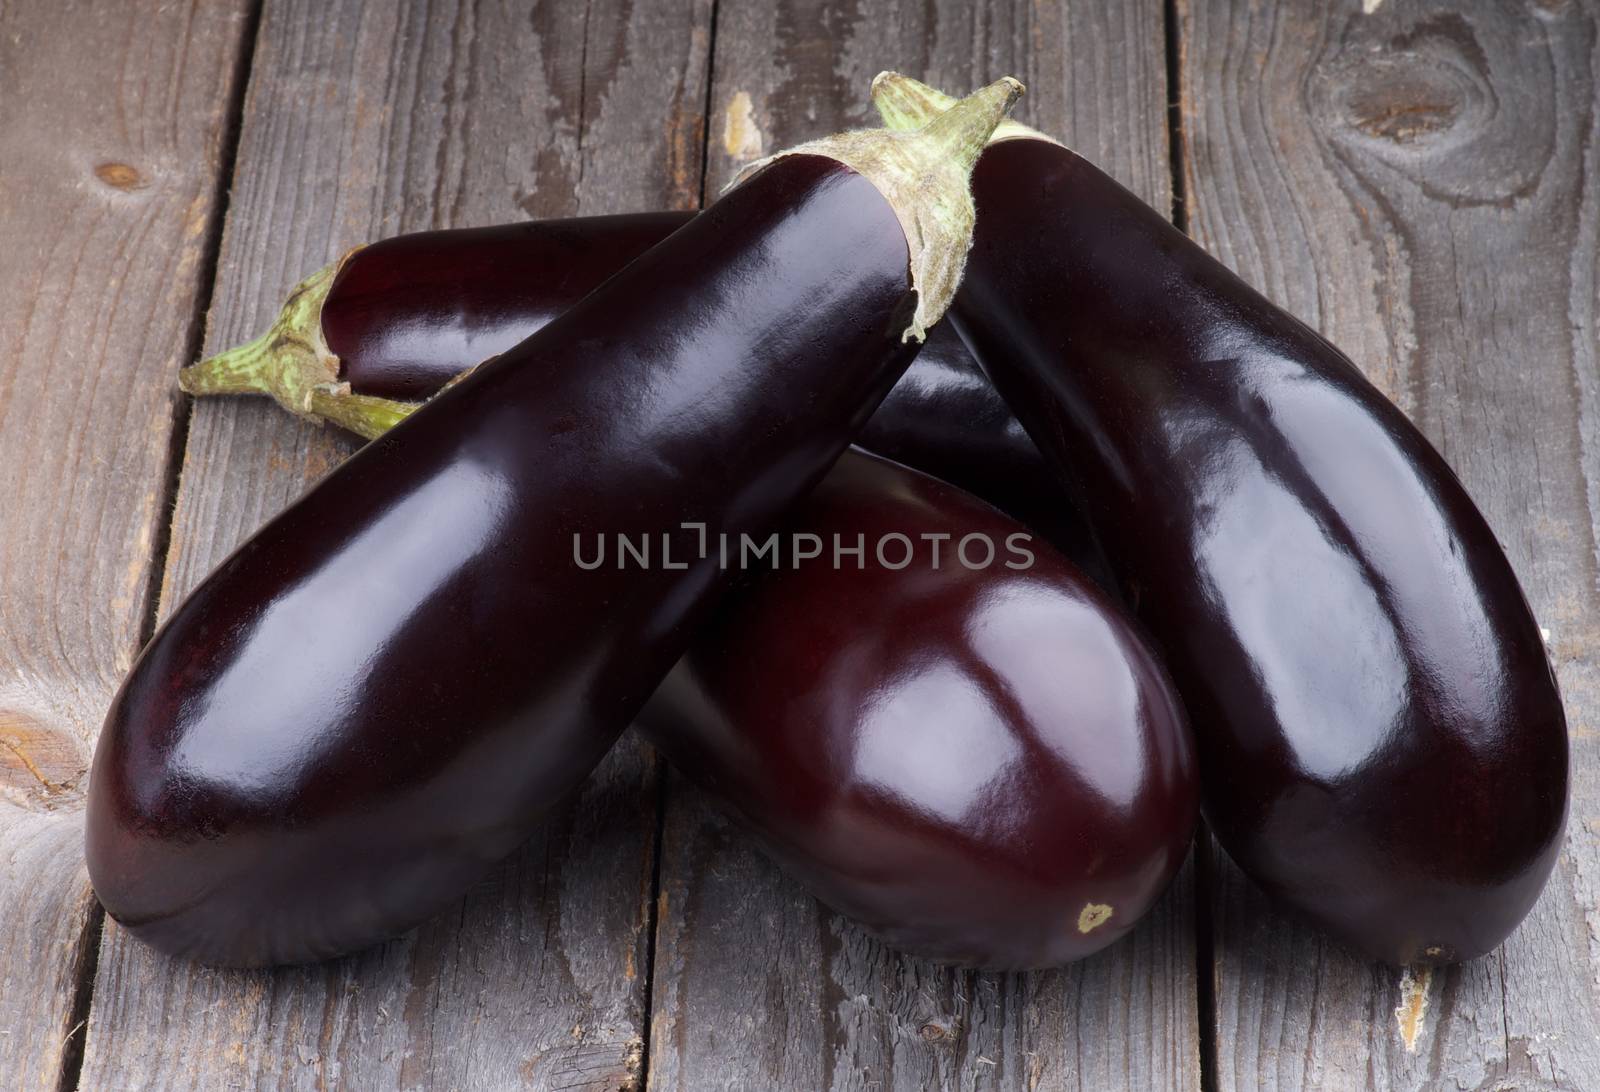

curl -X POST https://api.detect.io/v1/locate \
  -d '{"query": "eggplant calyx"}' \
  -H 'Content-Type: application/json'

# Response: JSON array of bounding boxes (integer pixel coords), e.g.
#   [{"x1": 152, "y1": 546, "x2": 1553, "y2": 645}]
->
[
  {"x1": 869, "y1": 72, "x2": 1064, "y2": 150},
  {"x1": 178, "y1": 256, "x2": 349, "y2": 423},
  {"x1": 731, "y1": 76, "x2": 1024, "y2": 344}
]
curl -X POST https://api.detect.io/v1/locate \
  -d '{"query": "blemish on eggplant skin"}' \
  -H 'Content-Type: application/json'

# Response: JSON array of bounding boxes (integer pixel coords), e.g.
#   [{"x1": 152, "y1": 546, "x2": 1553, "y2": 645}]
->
[
  {"x1": 723, "y1": 91, "x2": 765, "y2": 161},
  {"x1": 95, "y1": 162, "x2": 145, "y2": 190},
  {"x1": 1395, "y1": 965, "x2": 1433, "y2": 1052},
  {"x1": 1078, "y1": 902, "x2": 1114, "y2": 933}
]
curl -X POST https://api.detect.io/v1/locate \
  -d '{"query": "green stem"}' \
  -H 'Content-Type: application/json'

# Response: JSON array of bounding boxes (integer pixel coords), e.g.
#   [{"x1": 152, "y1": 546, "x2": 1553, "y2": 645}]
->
[
  {"x1": 178, "y1": 249, "x2": 426, "y2": 439},
  {"x1": 306, "y1": 387, "x2": 418, "y2": 441},
  {"x1": 869, "y1": 72, "x2": 1054, "y2": 147},
  {"x1": 178, "y1": 258, "x2": 346, "y2": 418}
]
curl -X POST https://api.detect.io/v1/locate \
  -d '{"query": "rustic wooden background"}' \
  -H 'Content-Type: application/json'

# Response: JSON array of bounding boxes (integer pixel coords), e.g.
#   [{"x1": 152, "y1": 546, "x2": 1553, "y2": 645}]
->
[{"x1": 0, "y1": 0, "x2": 1595, "y2": 1088}]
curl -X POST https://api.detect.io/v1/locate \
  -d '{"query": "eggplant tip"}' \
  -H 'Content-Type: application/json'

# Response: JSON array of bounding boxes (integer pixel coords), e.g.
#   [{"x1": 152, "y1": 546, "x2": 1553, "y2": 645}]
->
[{"x1": 1077, "y1": 902, "x2": 1114, "y2": 933}]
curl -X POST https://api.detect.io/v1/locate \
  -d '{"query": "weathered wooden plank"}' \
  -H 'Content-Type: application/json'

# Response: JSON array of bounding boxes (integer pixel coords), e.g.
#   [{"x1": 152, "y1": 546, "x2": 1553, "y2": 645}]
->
[
  {"x1": 647, "y1": 2, "x2": 1199, "y2": 1089},
  {"x1": 700, "y1": 0, "x2": 1171, "y2": 206},
  {"x1": 0, "y1": 3, "x2": 254, "y2": 1089},
  {"x1": 75, "y1": 1, "x2": 712, "y2": 1089},
  {"x1": 1177, "y1": 0, "x2": 1600, "y2": 1087}
]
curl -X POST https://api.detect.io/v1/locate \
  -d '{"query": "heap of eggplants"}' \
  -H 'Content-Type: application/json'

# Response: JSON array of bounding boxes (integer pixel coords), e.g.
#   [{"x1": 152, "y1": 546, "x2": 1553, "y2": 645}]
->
[
  {"x1": 87, "y1": 67, "x2": 1569, "y2": 973},
  {"x1": 171, "y1": 191, "x2": 1194, "y2": 970}
]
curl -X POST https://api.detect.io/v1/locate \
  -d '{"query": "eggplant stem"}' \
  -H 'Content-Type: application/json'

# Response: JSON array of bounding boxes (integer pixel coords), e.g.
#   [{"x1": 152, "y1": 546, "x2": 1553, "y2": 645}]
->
[
  {"x1": 307, "y1": 359, "x2": 482, "y2": 440},
  {"x1": 869, "y1": 73, "x2": 1058, "y2": 149},
  {"x1": 306, "y1": 388, "x2": 417, "y2": 441},
  {"x1": 729, "y1": 76, "x2": 1024, "y2": 343},
  {"x1": 177, "y1": 258, "x2": 347, "y2": 419}
]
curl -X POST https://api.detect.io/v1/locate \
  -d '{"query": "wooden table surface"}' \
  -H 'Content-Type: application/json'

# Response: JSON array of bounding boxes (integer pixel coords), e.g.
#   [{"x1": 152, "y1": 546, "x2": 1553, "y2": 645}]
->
[{"x1": 1, "y1": 0, "x2": 1596, "y2": 1088}]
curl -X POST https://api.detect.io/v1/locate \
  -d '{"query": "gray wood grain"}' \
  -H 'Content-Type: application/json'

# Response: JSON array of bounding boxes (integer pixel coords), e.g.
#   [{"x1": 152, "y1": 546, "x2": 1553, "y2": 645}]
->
[
  {"x1": 0, "y1": 2, "x2": 253, "y2": 1088},
  {"x1": 647, "y1": 2, "x2": 1200, "y2": 1089},
  {"x1": 1177, "y1": 0, "x2": 1600, "y2": 1087},
  {"x1": 701, "y1": 0, "x2": 1171, "y2": 211},
  {"x1": 74, "y1": 1, "x2": 711, "y2": 1088}
]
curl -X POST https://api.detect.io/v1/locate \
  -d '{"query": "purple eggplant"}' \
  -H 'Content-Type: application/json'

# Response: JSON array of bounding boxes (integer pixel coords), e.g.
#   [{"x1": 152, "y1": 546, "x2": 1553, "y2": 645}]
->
[
  {"x1": 179, "y1": 217, "x2": 1093, "y2": 566},
  {"x1": 252, "y1": 341, "x2": 1199, "y2": 967},
  {"x1": 874, "y1": 75, "x2": 1567, "y2": 966},
  {"x1": 85, "y1": 80, "x2": 1023, "y2": 967},
  {"x1": 640, "y1": 449, "x2": 1196, "y2": 969}
]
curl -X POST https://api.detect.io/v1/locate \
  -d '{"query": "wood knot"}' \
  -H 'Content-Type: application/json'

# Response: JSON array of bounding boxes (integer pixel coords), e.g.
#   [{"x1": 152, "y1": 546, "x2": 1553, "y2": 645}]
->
[
  {"x1": 0, "y1": 710, "x2": 86, "y2": 810},
  {"x1": 919, "y1": 1020, "x2": 953, "y2": 1042},
  {"x1": 1321, "y1": 56, "x2": 1475, "y2": 147},
  {"x1": 94, "y1": 162, "x2": 146, "y2": 190},
  {"x1": 1348, "y1": 86, "x2": 1462, "y2": 144},
  {"x1": 1310, "y1": 12, "x2": 1554, "y2": 207},
  {"x1": 1310, "y1": 15, "x2": 1492, "y2": 153}
]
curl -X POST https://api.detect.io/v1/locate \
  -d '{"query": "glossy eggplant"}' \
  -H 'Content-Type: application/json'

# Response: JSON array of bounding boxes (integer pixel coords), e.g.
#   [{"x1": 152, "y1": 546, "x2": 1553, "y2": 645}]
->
[
  {"x1": 85, "y1": 80, "x2": 1023, "y2": 967},
  {"x1": 639, "y1": 449, "x2": 1197, "y2": 969},
  {"x1": 325, "y1": 213, "x2": 693, "y2": 402},
  {"x1": 299, "y1": 370, "x2": 1198, "y2": 967},
  {"x1": 180, "y1": 219, "x2": 1093, "y2": 566},
  {"x1": 874, "y1": 76, "x2": 1568, "y2": 965}
]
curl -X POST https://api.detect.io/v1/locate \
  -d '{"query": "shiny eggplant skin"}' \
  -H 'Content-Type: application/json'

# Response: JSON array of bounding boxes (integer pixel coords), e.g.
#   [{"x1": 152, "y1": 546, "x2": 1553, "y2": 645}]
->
[
  {"x1": 319, "y1": 212, "x2": 1090, "y2": 564},
  {"x1": 86, "y1": 156, "x2": 922, "y2": 967},
  {"x1": 639, "y1": 449, "x2": 1197, "y2": 969},
  {"x1": 323, "y1": 212, "x2": 691, "y2": 401},
  {"x1": 948, "y1": 137, "x2": 1568, "y2": 965}
]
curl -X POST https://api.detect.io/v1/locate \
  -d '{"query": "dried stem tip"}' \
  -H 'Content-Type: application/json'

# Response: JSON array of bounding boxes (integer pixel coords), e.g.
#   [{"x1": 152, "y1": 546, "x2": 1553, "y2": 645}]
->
[{"x1": 870, "y1": 72, "x2": 1056, "y2": 147}]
